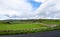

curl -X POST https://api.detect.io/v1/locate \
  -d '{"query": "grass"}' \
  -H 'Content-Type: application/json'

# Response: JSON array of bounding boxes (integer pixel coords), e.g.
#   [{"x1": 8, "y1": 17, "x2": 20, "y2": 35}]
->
[
  {"x1": 0, "y1": 23, "x2": 49, "y2": 35},
  {"x1": 0, "y1": 19, "x2": 60, "y2": 35},
  {"x1": 0, "y1": 23, "x2": 47, "y2": 30},
  {"x1": 40, "y1": 20, "x2": 60, "y2": 24}
]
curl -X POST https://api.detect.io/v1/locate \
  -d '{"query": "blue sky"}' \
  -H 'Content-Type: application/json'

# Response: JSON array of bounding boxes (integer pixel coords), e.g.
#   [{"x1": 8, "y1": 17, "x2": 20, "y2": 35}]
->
[
  {"x1": 0, "y1": 0, "x2": 60, "y2": 20},
  {"x1": 27, "y1": 0, "x2": 41, "y2": 10}
]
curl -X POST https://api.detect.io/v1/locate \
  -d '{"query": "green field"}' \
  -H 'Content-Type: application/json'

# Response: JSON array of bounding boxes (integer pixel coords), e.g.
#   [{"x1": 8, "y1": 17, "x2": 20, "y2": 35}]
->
[
  {"x1": 0, "y1": 19, "x2": 60, "y2": 35},
  {"x1": 0, "y1": 23, "x2": 49, "y2": 35},
  {"x1": 40, "y1": 20, "x2": 60, "y2": 24},
  {"x1": 0, "y1": 23, "x2": 47, "y2": 30}
]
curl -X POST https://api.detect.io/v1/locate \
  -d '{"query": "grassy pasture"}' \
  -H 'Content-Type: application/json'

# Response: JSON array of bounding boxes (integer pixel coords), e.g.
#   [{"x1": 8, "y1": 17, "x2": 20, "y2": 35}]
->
[
  {"x1": 0, "y1": 23, "x2": 48, "y2": 35},
  {"x1": 0, "y1": 19, "x2": 60, "y2": 35},
  {"x1": 0, "y1": 23, "x2": 47, "y2": 30},
  {"x1": 40, "y1": 20, "x2": 60, "y2": 24}
]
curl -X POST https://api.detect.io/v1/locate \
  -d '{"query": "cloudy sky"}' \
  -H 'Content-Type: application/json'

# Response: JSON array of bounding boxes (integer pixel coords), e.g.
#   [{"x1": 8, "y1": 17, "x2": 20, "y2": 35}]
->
[{"x1": 0, "y1": 0, "x2": 60, "y2": 20}]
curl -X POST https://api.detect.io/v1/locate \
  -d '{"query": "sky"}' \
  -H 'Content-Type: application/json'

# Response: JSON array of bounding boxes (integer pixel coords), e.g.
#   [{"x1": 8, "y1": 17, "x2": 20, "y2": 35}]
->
[{"x1": 0, "y1": 0, "x2": 60, "y2": 20}]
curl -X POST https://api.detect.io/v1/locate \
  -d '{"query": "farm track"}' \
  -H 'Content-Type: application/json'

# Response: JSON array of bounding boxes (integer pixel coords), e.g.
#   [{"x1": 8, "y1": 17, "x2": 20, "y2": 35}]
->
[{"x1": 39, "y1": 23, "x2": 58, "y2": 27}]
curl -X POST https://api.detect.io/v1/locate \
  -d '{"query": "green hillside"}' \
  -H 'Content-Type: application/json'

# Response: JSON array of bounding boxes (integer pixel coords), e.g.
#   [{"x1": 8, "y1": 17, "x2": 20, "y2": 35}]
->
[{"x1": 0, "y1": 19, "x2": 60, "y2": 35}]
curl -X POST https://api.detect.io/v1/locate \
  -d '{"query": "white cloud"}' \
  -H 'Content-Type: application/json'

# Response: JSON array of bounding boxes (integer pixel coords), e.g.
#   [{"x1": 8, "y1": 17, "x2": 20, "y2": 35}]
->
[
  {"x1": 0, "y1": 0, "x2": 35, "y2": 19},
  {"x1": 34, "y1": 0, "x2": 48, "y2": 3},
  {"x1": 0, "y1": 0, "x2": 60, "y2": 20},
  {"x1": 34, "y1": 0, "x2": 60, "y2": 19}
]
